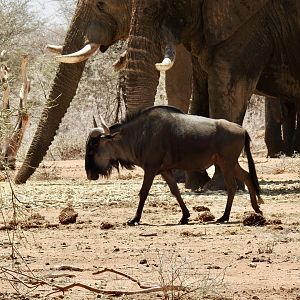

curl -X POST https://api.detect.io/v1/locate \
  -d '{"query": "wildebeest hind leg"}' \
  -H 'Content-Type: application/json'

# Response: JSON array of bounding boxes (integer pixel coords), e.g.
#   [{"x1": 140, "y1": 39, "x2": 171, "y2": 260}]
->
[
  {"x1": 161, "y1": 170, "x2": 190, "y2": 225},
  {"x1": 234, "y1": 164, "x2": 262, "y2": 214},
  {"x1": 216, "y1": 166, "x2": 237, "y2": 223},
  {"x1": 128, "y1": 171, "x2": 156, "y2": 226}
]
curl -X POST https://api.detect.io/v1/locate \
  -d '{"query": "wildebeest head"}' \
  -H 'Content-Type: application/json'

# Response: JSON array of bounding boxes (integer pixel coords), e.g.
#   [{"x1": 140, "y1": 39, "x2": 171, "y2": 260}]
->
[
  {"x1": 85, "y1": 117, "x2": 115, "y2": 180},
  {"x1": 85, "y1": 116, "x2": 133, "y2": 180}
]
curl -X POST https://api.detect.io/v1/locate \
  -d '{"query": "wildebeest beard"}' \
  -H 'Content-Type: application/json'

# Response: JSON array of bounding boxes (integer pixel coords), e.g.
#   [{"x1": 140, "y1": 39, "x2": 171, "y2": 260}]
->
[{"x1": 97, "y1": 159, "x2": 136, "y2": 178}]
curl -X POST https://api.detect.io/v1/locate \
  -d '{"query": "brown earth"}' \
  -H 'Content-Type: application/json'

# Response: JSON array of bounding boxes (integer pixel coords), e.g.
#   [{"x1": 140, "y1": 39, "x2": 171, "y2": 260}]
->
[{"x1": 0, "y1": 157, "x2": 299, "y2": 300}]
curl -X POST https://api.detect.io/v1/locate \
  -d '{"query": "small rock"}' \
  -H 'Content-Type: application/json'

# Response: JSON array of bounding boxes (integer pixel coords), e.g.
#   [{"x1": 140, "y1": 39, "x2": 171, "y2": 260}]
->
[
  {"x1": 140, "y1": 259, "x2": 147, "y2": 265},
  {"x1": 59, "y1": 203, "x2": 78, "y2": 225},
  {"x1": 273, "y1": 225, "x2": 283, "y2": 230},
  {"x1": 252, "y1": 296, "x2": 260, "y2": 299},
  {"x1": 249, "y1": 263, "x2": 257, "y2": 268},
  {"x1": 195, "y1": 211, "x2": 215, "y2": 223},
  {"x1": 207, "y1": 265, "x2": 221, "y2": 269},
  {"x1": 100, "y1": 222, "x2": 115, "y2": 230}
]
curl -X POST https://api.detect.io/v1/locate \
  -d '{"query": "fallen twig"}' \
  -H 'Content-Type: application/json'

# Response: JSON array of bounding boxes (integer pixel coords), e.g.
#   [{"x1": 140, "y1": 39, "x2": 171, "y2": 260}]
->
[
  {"x1": 92, "y1": 267, "x2": 151, "y2": 289},
  {"x1": 46, "y1": 282, "x2": 186, "y2": 297}
]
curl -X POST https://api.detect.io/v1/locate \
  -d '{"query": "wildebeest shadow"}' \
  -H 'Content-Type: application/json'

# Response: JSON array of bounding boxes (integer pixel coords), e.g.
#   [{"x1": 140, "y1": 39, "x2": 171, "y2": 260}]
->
[
  {"x1": 259, "y1": 180, "x2": 300, "y2": 196},
  {"x1": 181, "y1": 179, "x2": 300, "y2": 197},
  {"x1": 138, "y1": 220, "x2": 241, "y2": 227}
]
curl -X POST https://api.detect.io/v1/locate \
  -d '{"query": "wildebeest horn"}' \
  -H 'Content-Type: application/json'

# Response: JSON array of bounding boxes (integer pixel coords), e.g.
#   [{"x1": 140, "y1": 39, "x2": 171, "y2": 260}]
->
[
  {"x1": 155, "y1": 43, "x2": 176, "y2": 72},
  {"x1": 99, "y1": 115, "x2": 110, "y2": 135},
  {"x1": 46, "y1": 44, "x2": 63, "y2": 55},
  {"x1": 56, "y1": 43, "x2": 100, "y2": 64},
  {"x1": 93, "y1": 116, "x2": 98, "y2": 128}
]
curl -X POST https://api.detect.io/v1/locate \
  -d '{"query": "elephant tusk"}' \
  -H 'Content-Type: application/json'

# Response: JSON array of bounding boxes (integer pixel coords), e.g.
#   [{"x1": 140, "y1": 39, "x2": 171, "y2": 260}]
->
[
  {"x1": 155, "y1": 57, "x2": 174, "y2": 71},
  {"x1": 56, "y1": 43, "x2": 100, "y2": 64},
  {"x1": 46, "y1": 44, "x2": 63, "y2": 55},
  {"x1": 155, "y1": 43, "x2": 176, "y2": 72}
]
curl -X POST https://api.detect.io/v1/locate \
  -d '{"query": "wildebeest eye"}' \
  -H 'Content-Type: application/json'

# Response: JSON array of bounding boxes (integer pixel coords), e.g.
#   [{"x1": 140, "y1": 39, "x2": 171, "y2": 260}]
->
[{"x1": 97, "y1": 1, "x2": 105, "y2": 11}]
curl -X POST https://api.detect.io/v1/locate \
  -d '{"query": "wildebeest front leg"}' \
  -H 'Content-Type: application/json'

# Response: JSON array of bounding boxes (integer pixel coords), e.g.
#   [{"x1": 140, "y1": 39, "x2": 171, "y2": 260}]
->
[
  {"x1": 128, "y1": 170, "x2": 156, "y2": 226},
  {"x1": 161, "y1": 170, "x2": 190, "y2": 224}
]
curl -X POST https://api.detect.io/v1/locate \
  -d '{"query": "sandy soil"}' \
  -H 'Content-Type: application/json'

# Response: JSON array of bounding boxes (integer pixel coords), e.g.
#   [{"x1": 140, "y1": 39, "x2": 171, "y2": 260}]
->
[{"x1": 0, "y1": 157, "x2": 299, "y2": 300}]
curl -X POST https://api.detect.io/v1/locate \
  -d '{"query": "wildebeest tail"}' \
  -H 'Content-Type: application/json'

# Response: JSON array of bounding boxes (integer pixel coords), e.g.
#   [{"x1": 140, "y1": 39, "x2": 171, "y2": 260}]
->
[{"x1": 244, "y1": 131, "x2": 261, "y2": 198}]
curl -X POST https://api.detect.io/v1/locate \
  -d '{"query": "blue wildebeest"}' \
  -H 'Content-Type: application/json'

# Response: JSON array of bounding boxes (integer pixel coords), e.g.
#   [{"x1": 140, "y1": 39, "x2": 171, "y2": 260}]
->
[{"x1": 85, "y1": 106, "x2": 263, "y2": 225}]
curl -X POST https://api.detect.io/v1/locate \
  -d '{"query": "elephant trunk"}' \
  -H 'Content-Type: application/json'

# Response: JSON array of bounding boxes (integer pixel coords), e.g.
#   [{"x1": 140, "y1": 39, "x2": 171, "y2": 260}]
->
[
  {"x1": 122, "y1": 0, "x2": 163, "y2": 112},
  {"x1": 15, "y1": 0, "x2": 92, "y2": 184}
]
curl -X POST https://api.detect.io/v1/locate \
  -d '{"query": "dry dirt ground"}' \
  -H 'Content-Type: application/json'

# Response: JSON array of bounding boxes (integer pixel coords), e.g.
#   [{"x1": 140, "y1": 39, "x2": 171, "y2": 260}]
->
[{"x1": 0, "y1": 157, "x2": 299, "y2": 300}]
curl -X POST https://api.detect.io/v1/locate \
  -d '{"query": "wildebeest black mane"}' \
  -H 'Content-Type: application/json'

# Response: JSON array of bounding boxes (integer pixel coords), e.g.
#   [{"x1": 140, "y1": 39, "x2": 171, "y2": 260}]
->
[{"x1": 101, "y1": 159, "x2": 135, "y2": 178}]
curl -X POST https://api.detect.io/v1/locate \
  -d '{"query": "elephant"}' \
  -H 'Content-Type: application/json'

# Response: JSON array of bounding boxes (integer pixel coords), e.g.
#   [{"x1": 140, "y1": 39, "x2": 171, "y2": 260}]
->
[
  {"x1": 115, "y1": 0, "x2": 300, "y2": 188},
  {"x1": 265, "y1": 97, "x2": 300, "y2": 157},
  {"x1": 14, "y1": 0, "x2": 195, "y2": 184}
]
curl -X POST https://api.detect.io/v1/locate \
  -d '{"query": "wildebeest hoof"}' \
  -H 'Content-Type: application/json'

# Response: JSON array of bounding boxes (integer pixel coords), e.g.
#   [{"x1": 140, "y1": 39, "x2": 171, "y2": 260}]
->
[
  {"x1": 127, "y1": 218, "x2": 140, "y2": 226},
  {"x1": 216, "y1": 216, "x2": 229, "y2": 223},
  {"x1": 179, "y1": 217, "x2": 189, "y2": 225}
]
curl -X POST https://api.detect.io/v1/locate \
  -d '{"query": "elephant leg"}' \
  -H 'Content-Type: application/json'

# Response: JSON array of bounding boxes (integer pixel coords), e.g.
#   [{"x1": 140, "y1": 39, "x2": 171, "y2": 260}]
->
[
  {"x1": 282, "y1": 102, "x2": 296, "y2": 156},
  {"x1": 207, "y1": 59, "x2": 262, "y2": 190},
  {"x1": 265, "y1": 97, "x2": 284, "y2": 157},
  {"x1": 165, "y1": 44, "x2": 192, "y2": 113},
  {"x1": 185, "y1": 170, "x2": 211, "y2": 191},
  {"x1": 185, "y1": 57, "x2": 211, "y2": 190}
]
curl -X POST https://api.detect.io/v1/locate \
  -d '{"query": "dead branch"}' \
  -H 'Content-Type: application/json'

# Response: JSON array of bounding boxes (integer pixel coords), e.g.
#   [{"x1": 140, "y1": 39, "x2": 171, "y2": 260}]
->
[
  {"x1": 2, "y1": 54, "x2": 30, "y2": 166},
  {"x1": 46, "y1": 282, "x2": 186, "y2": 297},
  {"x1": 0, "y1": 266, "x2": 187, "y2": 297}
]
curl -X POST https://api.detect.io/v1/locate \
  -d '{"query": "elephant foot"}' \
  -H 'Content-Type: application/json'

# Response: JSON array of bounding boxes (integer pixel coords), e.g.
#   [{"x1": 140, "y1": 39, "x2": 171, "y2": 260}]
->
[
  {"x1": 204, "y1": 172, "x2": 245, "y2": 191},
  {"x1": 173, "y1": 169, "x2": 186, "y2": 183},
  {"x1": 185, "y1": 171, "x2": 211, "y2": 191},
  {"x1": 127, "y1": 217, "x2": 140, "y2": 226}
]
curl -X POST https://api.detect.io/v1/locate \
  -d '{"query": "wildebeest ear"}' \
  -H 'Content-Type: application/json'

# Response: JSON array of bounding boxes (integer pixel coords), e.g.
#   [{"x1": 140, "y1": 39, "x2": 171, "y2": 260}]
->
[{"x1": 203, "y1": 0, "x2": 268, "y2": 46}]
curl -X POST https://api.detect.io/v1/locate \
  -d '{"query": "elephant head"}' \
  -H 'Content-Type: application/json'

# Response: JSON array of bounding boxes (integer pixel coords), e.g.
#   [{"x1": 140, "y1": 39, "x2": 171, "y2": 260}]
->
[{"x1": 15, "y1": 0, "x2": 132, "y2": 183}]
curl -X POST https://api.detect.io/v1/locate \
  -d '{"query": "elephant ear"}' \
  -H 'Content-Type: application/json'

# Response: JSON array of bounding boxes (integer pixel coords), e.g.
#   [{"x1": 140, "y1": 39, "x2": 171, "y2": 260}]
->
[{"x1": 203, "y1": 0, "x2": 268, "y2": 46}]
